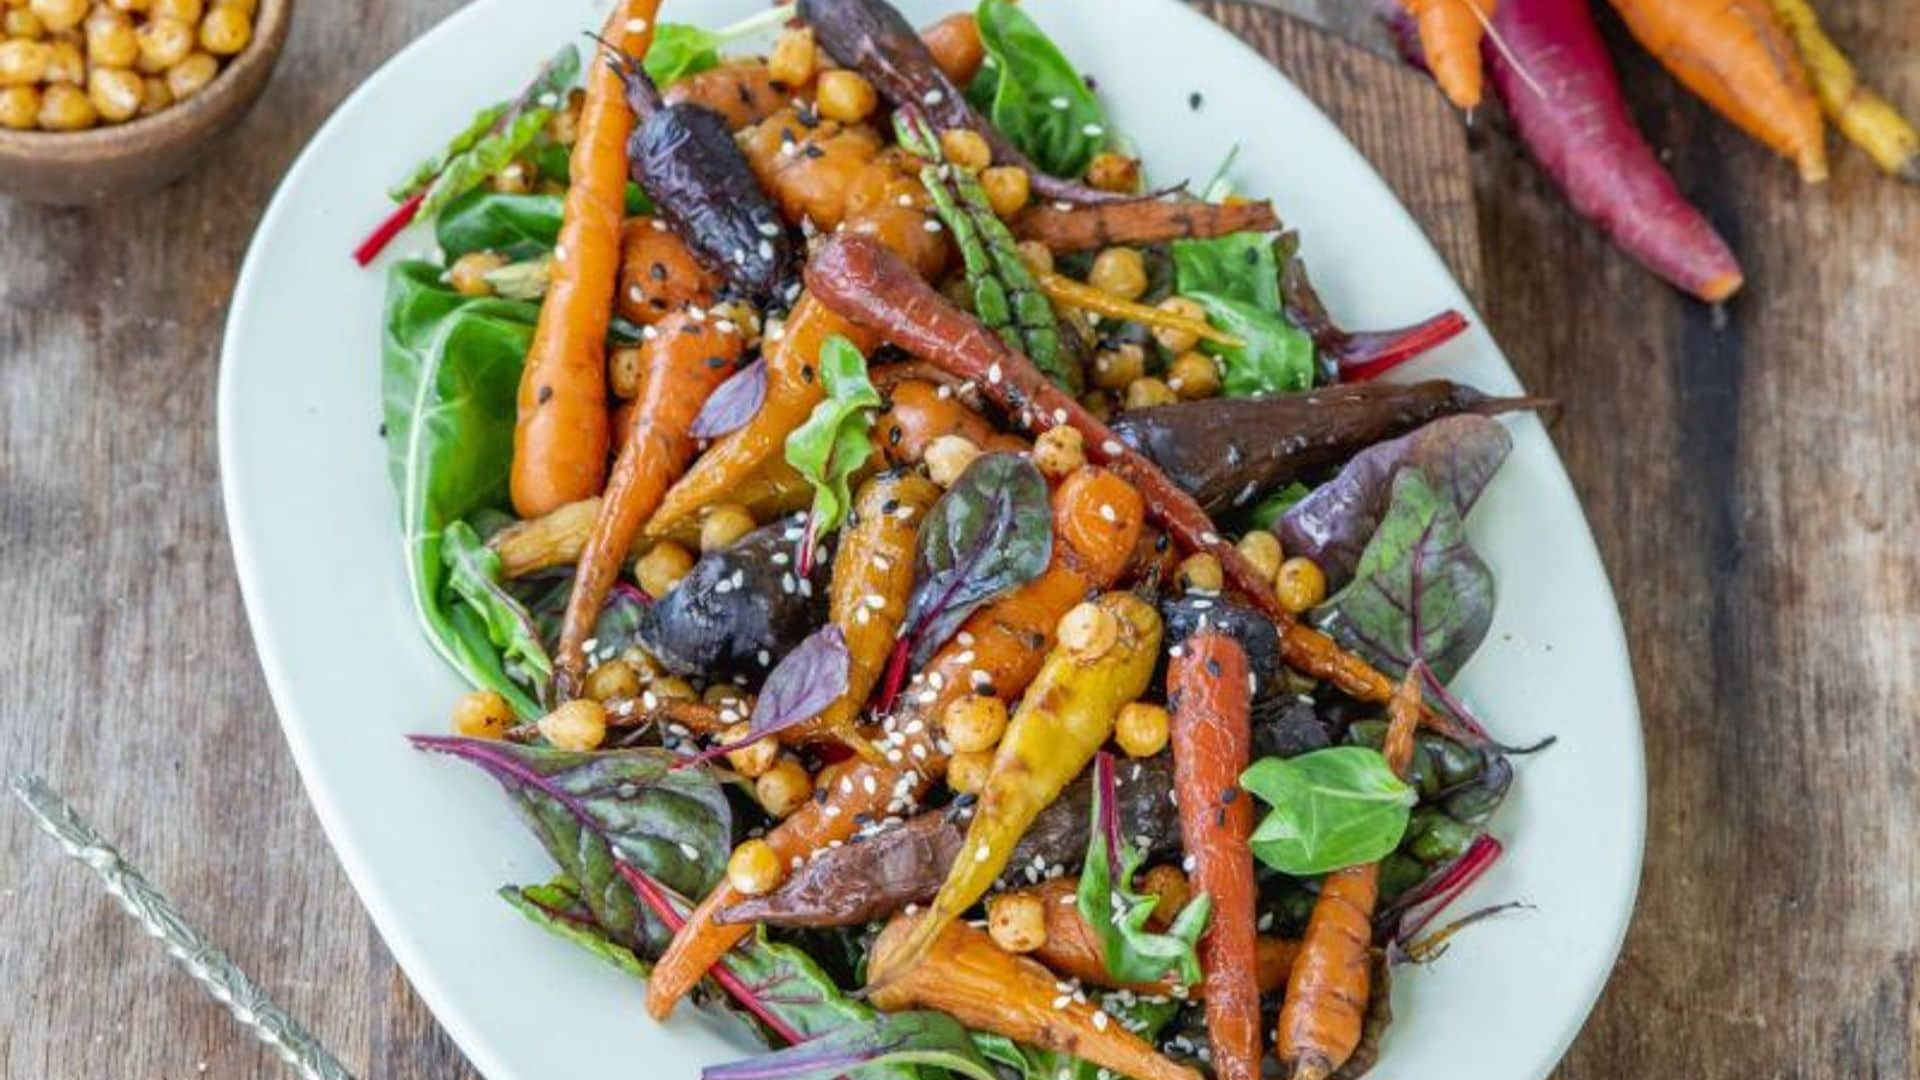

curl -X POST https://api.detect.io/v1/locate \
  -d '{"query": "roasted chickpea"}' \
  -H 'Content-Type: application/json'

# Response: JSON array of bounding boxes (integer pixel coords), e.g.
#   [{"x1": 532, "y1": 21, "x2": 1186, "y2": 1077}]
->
[
  {"x1": 1058, "y1": 601, "x2": 1118, "y2": 659},
  {"x1": 814, "y1": 68, "x2": 876, "y2": 123},
  {"x1": 0, "y1": 84, "x2": 38, "y2": 129},
  {"x1": 1014, "y1": 238, "x2": 1053, "y2": 275},
  {"x1": 137, "y1": 74, "x2": 170, "y2": 114},
  {"x1": 85, "y1": 7, "x2": 138, "y2": 67},
  {"x1": 1031, "y1": 425, "x2": 1085, "y2": 481},
  {"x1": 447, "y1": 250, "x2": 508, "y2": 298},
  {"x1": 165, "y1": 50, "x2": 218, "y2": 99},
  {"x1": 939, "y1": 127, "x2": 992, "y2": 172},
  {"x1": 699, "y1": 504, "x2": 756, "y2": 553},
  {"x1": 1124, "y1": 376, "x2": 1177, "y2": 410},
  {"x1": 943, "y1": 694, "x2": 1009, "y2": 754},
  {"x1": 198, "y1": 3, "x2": 250, "y2": 55},
  {"x1": 1275, "y1": 556, "x2": 1327, "y2": 614},
  {"x1": 3, "y1": 6, "x2": 44, "y2": 40},
  {"x1": 720, "y1": 721, "x2": 779, "y2": 778},
  {"x1": 605, "y1": 344, "x2": 644, "y2": 398},
  {"x1": 987, "y1": 892, "x2": 1048, "y2": 953},
  {"x1": 489, "y1": 160, "x2": 535, "y2": 194},
  {"x1": 134, "y1": 15, "x2": 192, "y2": 73},
  {"x1": 110, "y1": 0, "x2": 155, "y2": 12},
  {"x1": 1084, "y1": 150, "x2": 1141, "y2": 194},
  {"x1": 1089, "y1": 246, "x2": 1148, "y2": 300},
  {"x1": 1115, "y1": 702, "x2": 1170, "y2": 758},
  {"x1": 26, "y1": 0, "x2": 84, "y2": 34},
  {"x1": 947, "y1": 749, "x2": 994, "y2": 795},
  {"x1": 767, "y1": 26, "x2": 816, "y2": 87},
  {"x1": 450, "y1": 690, "x2": 515, "y2": 739},
  {"x1": 544, "y1": 86, "x2": 583, "y2": 146},
  {"x1": 1078, "y1": 389, "x2": 1113, "y2": 423},
  {"x1": 1177, "y1": 552, "x2": 1224, "y2": 594},
  {"x1": 727, "y1": 839, "x2": 783, "y2": 895},
  {"x1": 35, "y1": 81, "x2": 93, "y2": 129},
  {"x1": 1140, "y1": 865, "x2": 1191, "y2": 923},
  {"x1": 538, "y1": 699, "x2": 608, "y2": 752},
  {"x1": 924, "y1": 433, "x2": 982, "y2": 488},
  {"x1": 88, "y1": 66, "x2": 141, "y2": 123},
  {"x1": 650, "y1": 675, "x2": 698, "y2": 702},
  {"x1": 0, "y1": 39, "x2": 49, "y2": 86},
  {"x1": 212, "y1": 0, "x2": 257, "y2": 13},
  {"x1": 1153, "y1": 297, "x2": 1208, "y2": 353},
  {"x1": 1166, "y1": 351, "x2": 1221, "y2": 400},
  {"x1": 620, "y1": 645, "x2": 663, "y2": 683},
  {"x1": 1237, "y1": 531, "x2": 1284, "y2": 583},
  {"x1": 1091, "y1": 342, "x2": 1146, "y2": 391},
  {"x1": 980, "y1": 165, "x2": 1030, "y2": 218},
  {"x1": 755, "y1": 755, "x2": 814, "y2": 818},
  {"x1": 148, "y1": 0, "x2": 201, "y2": 23},
  {"x1": 583, "y1": 659, "x2": 642, "y2": 703},
  {"x1": 635, "y1": 540, "x2": 696, "y2": 598}
]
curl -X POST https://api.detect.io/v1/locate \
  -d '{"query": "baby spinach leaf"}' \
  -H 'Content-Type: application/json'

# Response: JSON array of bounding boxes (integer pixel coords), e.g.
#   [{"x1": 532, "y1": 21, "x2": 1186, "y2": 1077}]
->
[
  {"x1": 703, "y1": 1010, "x2": 997, "y2": 1080},
  {"x1": 691, "y1": 357, "x2": 768, "y2": 438},
  {"x1": 499, "y1": 880, "x2": 653, "y2": 979},
  {"x1": 410, "y1": 738, "x2": 731, "y2": 947},
  {"x1": 382, "y1": 261, "x2": 543, "y2": 717},
  {"x1": 443, "y1": 520, "x2": 552, "y2": 700},
  {"x1": 747, "y1": 625, "x2": 850, "y2": 740},
  {"x1": 647, "y1": 4, "x2": 797, "y2": 86},
  {"x1": 1188, "y1": 291, "x2": 1316, "y2": 397},
  {"x1": 1172, "y1": 231, "x2": 1281, "y2": 313},
  {"x1": 901, "y1": 452, "x2": 1053, "y2": 667},
  {"x1": 1279, "y1": 414, "x2": 1512, "y2": 590},
  {"x1": 1241, "y1": 745, "x2": 1417, "y2": 876},
  {"x1": 784, "y1": 335, "x2": 881, "y2": 545},
  {"x1": 1077, "y1": 752, "x2": 1211, "y2": 987},
  {"x1": 1311, "y1": 469, "x2": 1495, "y2": 682},
  {"x1": 436, "y1": 187, "x2": 652, "y2": 260},
  {"x1": 967, "y1": 0, "x2": 1109, "y2": 178}
]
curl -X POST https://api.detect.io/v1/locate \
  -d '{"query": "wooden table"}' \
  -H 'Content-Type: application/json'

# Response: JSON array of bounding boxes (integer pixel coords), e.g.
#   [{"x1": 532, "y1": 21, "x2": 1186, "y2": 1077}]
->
[{"x1": 3, "y1": 2, "x2": 1915, "y2": 1076}]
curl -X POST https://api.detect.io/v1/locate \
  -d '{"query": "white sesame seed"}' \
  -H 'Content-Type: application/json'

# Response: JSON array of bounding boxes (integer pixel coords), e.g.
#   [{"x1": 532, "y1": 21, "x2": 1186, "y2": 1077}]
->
[
  {"x1": 626, "y1": 17, "x2": 649, "y2": 32},
  {"x1": 1049, "y1": 95, "x2": 1070, "y2": 110},
  {"x1": 1082, "y1": 123, "x2": 1104, "y2": 137}
]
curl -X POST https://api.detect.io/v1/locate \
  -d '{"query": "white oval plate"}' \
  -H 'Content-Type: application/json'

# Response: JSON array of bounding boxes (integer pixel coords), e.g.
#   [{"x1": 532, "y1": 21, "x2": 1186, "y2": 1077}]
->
[{"x1": 219, "y1": 0, "x2": 1644, "y2": 1075}]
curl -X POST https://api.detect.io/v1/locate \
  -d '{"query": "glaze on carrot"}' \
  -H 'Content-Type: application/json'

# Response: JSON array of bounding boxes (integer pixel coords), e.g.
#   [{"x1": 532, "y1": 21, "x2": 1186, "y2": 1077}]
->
[{"x1": 510, "y1": 0, "x2": 661, "y2": 517}]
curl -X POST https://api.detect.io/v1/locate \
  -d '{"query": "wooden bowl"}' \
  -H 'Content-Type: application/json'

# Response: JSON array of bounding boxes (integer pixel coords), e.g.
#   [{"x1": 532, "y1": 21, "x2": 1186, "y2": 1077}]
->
[{"x1": 0, "y1": 0, "x2": 293, "y2": 206}]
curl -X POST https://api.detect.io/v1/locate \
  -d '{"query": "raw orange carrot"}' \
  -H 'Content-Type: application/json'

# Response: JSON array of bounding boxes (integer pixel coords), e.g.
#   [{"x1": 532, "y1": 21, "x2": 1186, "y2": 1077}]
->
[
  {"x1": 1403, "y1": 0, "x2": 1495, "y2": 110},
  {"x1": 644, "y1": 464, "x2": 1143, "y2": 1019},
  {"x1": 553, "y1": 310, "x2": 744, "y2": 691},
  {"x1": 1275, "y1": 670, "x2": 1421, "y2": 1080},
  {"x1": 510, "y1": 1, "x2": 659, "y2": 518},
  {"x1": 1170, "y1": 632, "x2": 1261, "y2": 1080},
  {"x1": 1608, "y1": 0, "x2": 1827, "y2": 182}
]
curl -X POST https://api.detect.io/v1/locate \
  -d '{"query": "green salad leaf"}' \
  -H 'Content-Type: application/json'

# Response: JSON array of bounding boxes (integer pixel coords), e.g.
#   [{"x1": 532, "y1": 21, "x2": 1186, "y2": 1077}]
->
[
  {"x1": 1173, "y1": 231, "x2": 1281, "y2": 312},
  {"x1": 1186, "y1": 291, "x2": 1315, "y2": 397},
  {"x1": 499, "y1": 879, "x2": 652, "y2": 979},
  {"x1": 392, "y1": 103, "x2": 506, "y2": 202},
  {"x1": 395, "y1": 45, "x2": 580, "y2": 217},
  {"x1": 1077, "y1": 752, "x2": 1211, "y2": 987},
  {"x1": 784, "y1": 335, "x2": 881, "y2": 544},
  {"x1": 646, "y1": 3, "x2": 796, "y2": 86},
  {"x1": 1241, "y1": 745, "x2": 1417, "y2": 876},
  {"x1": 381, "y1": 260, "x2": 542, "y2": 716},
  {"x1": 1312, "y1": 469, "x2": 1496, "y2": 682},
  {"x1": 1248, "y1": 481, "x2": 1312, "y2": 531},
  {"x1": 705, "y1": 1010, "x2": 997, "y2": 1080},
  {"x1": 972, "y1": 996, "x2": 1183, "y2": 1080},
  {"x1": 442, "y1": 520, "x2": 552, "y2": 702},
  {"x1": 436, "y1": 188, "x2": 651, "y2": 261},
  {"x1": 967, "y1": 0, "x2": 1109, "y2": 178}
]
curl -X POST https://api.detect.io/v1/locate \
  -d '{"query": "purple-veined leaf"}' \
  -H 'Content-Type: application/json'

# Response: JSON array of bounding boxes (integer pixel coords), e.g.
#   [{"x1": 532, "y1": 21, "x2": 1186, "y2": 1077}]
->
[
  {"x1": 702, "y1": 1010, "x2": 997, "y2": 1080},
  {"x1": 1279, "y1": 414, "x2": 1511, "y2": 591},
  {"x1": 748, "y1": 624, "x2": 849, "y2": 739},
  {"x1": 901, "y1": 453, "x2": 1052, "y2": 667},
  {"x1": 1076, "y1": 752, "x2": 1210, "y2": 987},
  {"x1": 692, "y1": 357, "x2": 768, "y2": 439}
]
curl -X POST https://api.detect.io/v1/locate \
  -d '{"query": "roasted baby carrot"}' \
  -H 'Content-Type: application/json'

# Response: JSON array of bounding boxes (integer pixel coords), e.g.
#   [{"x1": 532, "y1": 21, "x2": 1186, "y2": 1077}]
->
[
  {"x1": 876, "y1": 379, "x2": 1027, "y2": 466},
  {"x1": 1608, "y1": 0, "x2": 1827, "y2": 182},
  {"x1": 614, "y1": 216, "x2": 722, "y2": 326},
  {"x1": 1275, "y1": 669, "x2": 1421, "y2": 1080},
  {"x1": 510, "y1": 0, "x2": 660, "y2": 517},
  {"x1": 868, "y1": 911, "x2": 1205, "y2": 1080},
  {"x1": 554, "y1": 310, "x2": 744, "y2": 692},
  {"x1": 1014, "y1": 199, "x2": 1280, "y2": 254},
  {"x1": 644, "y1": 465, "x2": 1143, "y2": 1018},
  {"x1": 1170, "y1": 631, "x2": 1261, "y2": 1080}
]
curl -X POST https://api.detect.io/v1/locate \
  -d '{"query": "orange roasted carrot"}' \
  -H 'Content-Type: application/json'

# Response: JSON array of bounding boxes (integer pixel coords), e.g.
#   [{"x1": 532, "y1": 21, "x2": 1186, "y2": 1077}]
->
[
  {"x1": 644, "y1": 465, "x2": 1143, "y2": 1019},
  {"x1": 510, "y1": 0, "x2": 660, "y2": 517},
  {"x1": 554, "y1": 310, "x2": 744, "y2": 691},
  {"x1": 1403, "y1": 0, "x2": 1494, "y2": 110},
  {"x1": 614, "y1": 216, "x2": 722, "y2": 326},
  {"x1": 1274, "y1": 670, "x2": 1422, "y2": 1080},
  {"x1": 1608, "y1": 0, "x2": 1827, "y2": 181},
  {"x1": 1014, "y1": 199, "x2": 1280, "y2": 254},
  {"x1": 1170, "y1": 632, "x2": 1261, "y2": 1080},
  {"x1": 877, "y1": 379, "x2": 1027, "y2": 466}
]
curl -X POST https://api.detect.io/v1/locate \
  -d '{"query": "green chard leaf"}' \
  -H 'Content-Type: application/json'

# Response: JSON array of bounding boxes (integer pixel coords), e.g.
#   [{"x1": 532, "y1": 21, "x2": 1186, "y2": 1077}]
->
[
  {"x1": 499, "y1": 880, "x2": 652, "y2": 980},
  {"x1": 442, "y1": 520, "x2": 553, "y2": 702},
  {"x1": 410, "y1": 738, "x2": 731, "y2": 952},
  {"x1": 1312, "y1": 469, "x2": 1496, "y2": 682},
  {"x1": 397, "y1": 44, "x2": 580, "y2": 213},
  {"x1": 703, "y1": 1010, "x2": 997, "y2": 1080},
  {"x1": 382, "y1": 260, "x2": 543, "y2": 716},
  {"x1": 784, "y1": 335, "x2": 880, "y2": 542},
  {"x1": 1187, "y1": 290, "x2": 1316, "y2": 398},
  {"x1": 392, "y1": 103, "x2": 507, "y2": 202},
  {"x1": 1077, "y1": 753, "x2": 1211, "y2": 987},
  {"x1": 1241, "y1": 745, "x2": 1417, "y2": 876},
  {"x1": 968, "y1": 0, "x2": 1110, "y2": 178},
  {"x1": 419, "y1": 107, "x2": 554, "y2": 220}
]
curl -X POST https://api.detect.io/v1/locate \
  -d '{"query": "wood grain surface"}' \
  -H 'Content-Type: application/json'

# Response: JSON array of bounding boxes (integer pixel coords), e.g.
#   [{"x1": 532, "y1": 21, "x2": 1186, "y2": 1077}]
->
[{"x1": 1, "y1": 1, "x2": 1914, "y2": 1077}]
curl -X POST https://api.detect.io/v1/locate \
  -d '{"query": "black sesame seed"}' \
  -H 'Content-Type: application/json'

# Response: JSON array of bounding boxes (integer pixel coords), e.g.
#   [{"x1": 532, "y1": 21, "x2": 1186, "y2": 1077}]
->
[{"x1": 537, "y1": 385, "x2": 553, "y2": 404}]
